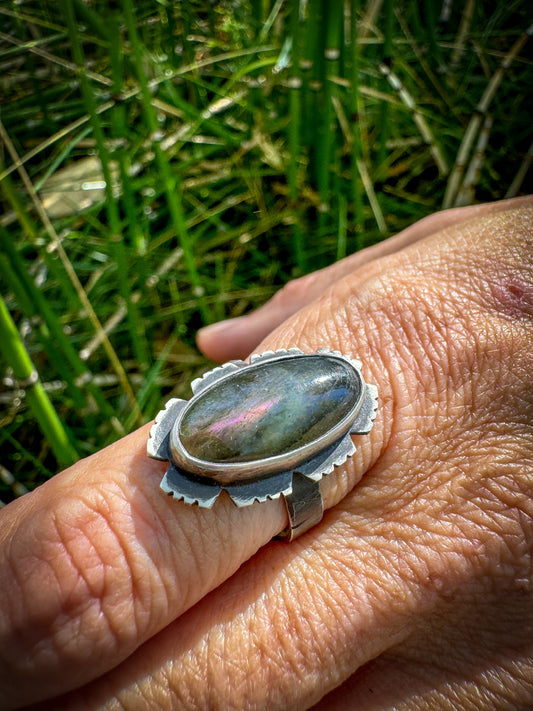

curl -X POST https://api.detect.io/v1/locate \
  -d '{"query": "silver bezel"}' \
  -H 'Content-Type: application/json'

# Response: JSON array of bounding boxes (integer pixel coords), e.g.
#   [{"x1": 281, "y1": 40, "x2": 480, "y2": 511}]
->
[
  {"x1": 168, "y1": 351, "x2": 364, "y2": 484},
  {"x1": 148, "y1": 347, "x2": 378, "y2": 508}
]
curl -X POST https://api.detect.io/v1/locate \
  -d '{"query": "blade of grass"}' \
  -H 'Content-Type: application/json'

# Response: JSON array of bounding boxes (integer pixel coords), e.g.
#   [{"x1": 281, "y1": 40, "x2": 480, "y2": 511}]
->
[
  {"x1": 65, "y1": 0, "x2": 150, "y2": 375},
  {"x1": 395, "y1": 8, "x2": 456, "y2": 117},
  {"x1": 423, "y1": 0, "x2": 445, "y2": 70},
  {"x1": 0, "y1": 155, "x2": 38, "y2": 240},
  {"x1": 287, "y1": 0, "x2": 305, "y2": 272},
  {"x1": 357, "y1": 157, "x2": 387, "y2": 232},
  {"x1": 317, "y1": 0, "x2": 342, "y2": 227},
  {"x1": 0, "y1": 295, "x2": 78, "y2": 467},
  {"x1": 505, "y1": 138, "x2": 533, "y2": 199},
  {"x1": 449, "y1": 0, "x2": 476, "y2": 73},
  {"x1": 0, "y1": 155, "x2": 83, "y2": 314},
  {"x1": 34, "y1": 126, "x2": 93, "y2": 192},
  {"x1": 0, "y1": 6, "x2": 65, "y2": 34},
  {"x1": 108, "y1": 9, "x2": 151, "y2": 369},
  {"x1": 258, "y1": 0, "x2": 285, "y2": 43},
  {"x1": 0, "y1": 227, "x2": 123, "y2": 425},
  {"x1": 0, "y1": 429, "x2": 55, "y2": 480},
  {"x1": 0, "y1": 118, "x2": 143, "y2": 426},
  {"x1": 0, "y1": 242, "x2": 84, "y2": 409},
  {"x1": 443, "y1": 24, "x2": 532, "y2": 207},
  {"x1": 122, "y1": 0, "x2": 210, "y2": 324},
  {"x1": 0, "y1": 97, "x2": 115, "y2": 184},
  {"x1": 378, "y1": 61, "x2": 448, "y2": 176},
  {"x1": 71, "y1": 0, "x2": 112, "y2": 40},
  {"x1": 376, "y1": 0, "x2": 394, "y2": 179},
  {"x1": 0, "y1": 465, "x2": 28, "y2": 498},
  {"x1": 455, "y1": 113, "x2": 492, "y2": 206},
  {"x1": 124, "y1": 330, "x2": 179, "y2": 431},
  {"x1": 301, "y1": 0, "x2": 322, "y2": 154},
  {"x1": 359, "y1": 0, "x2": 384, "y2": 42},
  {"x1": 336, "y1": 193, "x2": 348, "y2": 260},
  {"x1": 349, "y1": 0, "x2": 364, "y2": 241}
]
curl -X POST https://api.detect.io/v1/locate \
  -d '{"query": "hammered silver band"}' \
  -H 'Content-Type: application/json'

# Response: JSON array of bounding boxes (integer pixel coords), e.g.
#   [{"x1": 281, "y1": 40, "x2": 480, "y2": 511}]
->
[{"x1": 278, "y1": 473, "x2": 324, "y2": 541}]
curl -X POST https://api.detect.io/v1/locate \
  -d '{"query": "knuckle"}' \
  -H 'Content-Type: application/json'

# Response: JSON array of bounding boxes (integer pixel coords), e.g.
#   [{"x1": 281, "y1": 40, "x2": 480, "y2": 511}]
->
[
  {"x1": 342, "y1": 224, "x2": 533, "y2": 430},
  {"x1": 272, "y1": 273, "x2": 320, "y2": 310},
  {"x1": 0, "y1": 487, "x2": 145, "y2": 678}
]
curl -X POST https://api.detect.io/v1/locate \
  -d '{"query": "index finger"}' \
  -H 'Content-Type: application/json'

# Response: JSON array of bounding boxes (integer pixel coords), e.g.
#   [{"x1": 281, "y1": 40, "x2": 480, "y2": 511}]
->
[
  {"x1": 0, "y1": 379, "x2": 385, "y2": 710},
  {"x1": 0, "y1": 427, "x2": 278, "y2": 708}
]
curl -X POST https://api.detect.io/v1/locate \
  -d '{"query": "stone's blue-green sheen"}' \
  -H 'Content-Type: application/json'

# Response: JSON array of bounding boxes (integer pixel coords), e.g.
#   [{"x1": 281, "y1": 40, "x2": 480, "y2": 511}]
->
[{"x1": 179, "y1": 355, "x2": 360, "y2": 465}]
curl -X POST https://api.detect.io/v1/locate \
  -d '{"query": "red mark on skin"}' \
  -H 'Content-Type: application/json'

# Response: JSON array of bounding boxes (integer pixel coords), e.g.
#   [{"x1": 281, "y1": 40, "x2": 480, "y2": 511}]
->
[{"x1": 491, "y1": 275, "x2": 533, "y2": 320}]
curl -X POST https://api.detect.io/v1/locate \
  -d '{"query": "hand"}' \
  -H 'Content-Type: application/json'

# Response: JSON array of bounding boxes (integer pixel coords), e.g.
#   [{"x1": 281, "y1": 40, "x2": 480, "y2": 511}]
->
[{"x1": 0, "y1": 197, "x2": 531, "y2": 710}]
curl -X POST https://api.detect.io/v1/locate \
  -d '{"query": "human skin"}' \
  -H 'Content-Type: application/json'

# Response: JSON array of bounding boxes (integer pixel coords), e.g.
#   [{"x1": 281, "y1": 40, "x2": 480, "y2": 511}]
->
[{"x1": 0, "y1": 196, "x2": 532, "y2": 710}]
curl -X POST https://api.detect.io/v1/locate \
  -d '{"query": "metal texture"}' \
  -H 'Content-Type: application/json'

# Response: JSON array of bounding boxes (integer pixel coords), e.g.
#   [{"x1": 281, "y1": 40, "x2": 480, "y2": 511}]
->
[{"x1": 147, "y1": 348, "x2": 378, "y2": 539}]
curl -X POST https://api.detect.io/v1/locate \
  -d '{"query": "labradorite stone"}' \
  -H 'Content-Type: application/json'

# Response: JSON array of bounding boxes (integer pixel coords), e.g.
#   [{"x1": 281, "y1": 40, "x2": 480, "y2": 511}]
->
[{"x1": 179, "y1": 355, "x2": 360, "y2": 464}]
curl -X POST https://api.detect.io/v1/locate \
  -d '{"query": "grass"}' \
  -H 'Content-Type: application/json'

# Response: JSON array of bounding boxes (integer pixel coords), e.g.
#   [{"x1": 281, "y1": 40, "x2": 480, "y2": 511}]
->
[{"x1": 0, "y1": 0, "x2": 531, "y2": 503}]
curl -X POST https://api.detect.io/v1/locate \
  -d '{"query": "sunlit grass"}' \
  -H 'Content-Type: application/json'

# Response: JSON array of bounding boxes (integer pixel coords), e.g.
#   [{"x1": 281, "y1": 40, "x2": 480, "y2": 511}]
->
[{"x1": 0, "y1": 0, "x2": 531, "y2": 502}]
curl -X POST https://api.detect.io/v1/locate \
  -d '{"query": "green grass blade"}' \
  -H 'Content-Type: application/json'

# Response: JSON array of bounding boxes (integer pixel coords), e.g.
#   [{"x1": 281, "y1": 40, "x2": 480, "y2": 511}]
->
[
  {"x1": 0, "y1": 295, "x2": 78, "y2": 467},
  {"x1": 122, "y1": 0, "x2": 210, "y2": 324}
]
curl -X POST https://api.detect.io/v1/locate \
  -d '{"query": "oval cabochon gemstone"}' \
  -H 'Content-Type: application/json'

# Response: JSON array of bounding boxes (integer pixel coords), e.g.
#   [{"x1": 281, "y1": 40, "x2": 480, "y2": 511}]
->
[{"x1": 179, "y1": 355, "x2": 361, "y2": 466}]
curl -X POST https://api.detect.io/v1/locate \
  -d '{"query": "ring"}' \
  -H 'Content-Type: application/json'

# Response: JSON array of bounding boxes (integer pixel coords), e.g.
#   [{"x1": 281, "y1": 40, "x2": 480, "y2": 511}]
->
[{"x1": 147, "y1": 348, "x2": 378, "y2": 541}]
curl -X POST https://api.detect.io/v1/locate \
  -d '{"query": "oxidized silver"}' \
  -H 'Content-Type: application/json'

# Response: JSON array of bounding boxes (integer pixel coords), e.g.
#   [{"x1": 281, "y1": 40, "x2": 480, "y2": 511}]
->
[{"x1": 147, "y1": 348, "x2": 378, "y2": 540}]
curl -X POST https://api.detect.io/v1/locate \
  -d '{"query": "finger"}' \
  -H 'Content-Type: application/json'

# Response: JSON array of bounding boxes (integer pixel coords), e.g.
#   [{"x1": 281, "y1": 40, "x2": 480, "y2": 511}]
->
[
  {"x1": 197, "y1": 196, "x2": 532, "y2": 362},
  {"x1": 0, "y1": 426, "x2": 285, "y2": 709},
  {"x1": 44, "y1": 200, "x2": 533, "y2": 710},
  {"x1": 58, "y1": 482, "x2": 533, "y2": 711},
  {"x1": 0, "y1": 190, "x2": 418, "y2": 711}
]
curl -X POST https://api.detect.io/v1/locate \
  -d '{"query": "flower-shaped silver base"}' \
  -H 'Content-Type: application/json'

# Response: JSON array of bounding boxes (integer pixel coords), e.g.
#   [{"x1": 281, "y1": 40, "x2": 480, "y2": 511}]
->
[{"x1": 147, "y1": 348, "x2": 378, "y2": 539}]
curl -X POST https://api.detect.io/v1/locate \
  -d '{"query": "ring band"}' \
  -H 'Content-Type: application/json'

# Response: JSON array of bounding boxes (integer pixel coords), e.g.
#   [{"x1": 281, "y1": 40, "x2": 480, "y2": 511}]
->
[
  {"x1": 278, "y1": 473, "x2": 324, "y2": 541},
  {"x1": 147, "y1": 348, "x2": 377, "y2": 541}
]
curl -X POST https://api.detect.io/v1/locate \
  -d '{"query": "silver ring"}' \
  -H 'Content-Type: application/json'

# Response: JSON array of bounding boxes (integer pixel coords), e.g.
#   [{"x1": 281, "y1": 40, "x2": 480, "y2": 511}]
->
[{"x1": 147, "y1": 348, "x2": 378, "y2": 541}]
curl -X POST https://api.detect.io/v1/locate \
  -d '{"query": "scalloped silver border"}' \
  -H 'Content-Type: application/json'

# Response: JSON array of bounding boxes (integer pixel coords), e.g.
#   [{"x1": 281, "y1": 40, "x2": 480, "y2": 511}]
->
[{"x1": 148, "y1": 348, "x2": 378, "y2": 508}]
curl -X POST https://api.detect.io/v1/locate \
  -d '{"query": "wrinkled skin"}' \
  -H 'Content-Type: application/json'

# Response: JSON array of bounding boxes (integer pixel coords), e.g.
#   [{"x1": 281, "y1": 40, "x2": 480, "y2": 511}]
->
[{"x1": 0, "y1": 197, "x2": 532, "y2": 710}]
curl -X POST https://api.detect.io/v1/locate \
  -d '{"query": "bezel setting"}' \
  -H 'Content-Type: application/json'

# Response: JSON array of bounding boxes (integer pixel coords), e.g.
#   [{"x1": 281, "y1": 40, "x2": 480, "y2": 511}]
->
[{"x1": 147, "y1": 348, "x2": 378, "y2": 508}]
